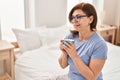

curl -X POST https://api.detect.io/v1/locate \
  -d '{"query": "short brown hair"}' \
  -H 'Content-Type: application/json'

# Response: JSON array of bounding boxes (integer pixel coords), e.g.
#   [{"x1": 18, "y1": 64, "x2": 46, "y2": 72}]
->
[{"x1": 69, "y1": 2, "x2": 97, "y2": 36}]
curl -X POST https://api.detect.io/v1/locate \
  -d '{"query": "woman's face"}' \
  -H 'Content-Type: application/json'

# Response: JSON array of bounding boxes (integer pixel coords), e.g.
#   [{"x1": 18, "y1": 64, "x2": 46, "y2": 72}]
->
[{"x1": 71, "y1": 9, "x2": 92, "y2": 31}]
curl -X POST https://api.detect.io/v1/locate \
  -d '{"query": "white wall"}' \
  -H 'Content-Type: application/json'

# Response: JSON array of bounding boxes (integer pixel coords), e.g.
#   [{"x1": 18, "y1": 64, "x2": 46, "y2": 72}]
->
[
  {"x1": 25, "y1": 0, "x2": 119, "y2": 27},
  {"x1": 103, "y1": 0, "x2": 119, "y2": 25},
  {"x1": 35, "y1": 0, "x2": 67, "y2": 27},
  {"x1": 24, "y1": 0, "x2": 36, "y2": 28},
  {"x1": 0, "y1": 0, "x2": 25, "y2": 41},
  {"x1": 0, "y1": 20, "x2": 1, "y2": 40},
  {"x1": 115, "y1": 0, "x2": 120, "y2": 26}
]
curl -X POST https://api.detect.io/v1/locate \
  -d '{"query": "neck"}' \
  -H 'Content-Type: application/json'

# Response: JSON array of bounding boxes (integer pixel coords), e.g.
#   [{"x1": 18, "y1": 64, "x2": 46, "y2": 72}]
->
[{"x1": 78, "y1": 30, "x2": 94, "y2": 41}]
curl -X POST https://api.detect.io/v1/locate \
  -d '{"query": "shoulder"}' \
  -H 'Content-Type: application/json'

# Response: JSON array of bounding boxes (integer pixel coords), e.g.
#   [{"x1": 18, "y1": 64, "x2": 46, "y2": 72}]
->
[
  {"x1": 91, "y1": 40, "x2": 108, "y2": 59},
  {"x1": 89, "y1": 32, "x2": 108, "y2": 50},
  {"x1": 90, "y1": 33, "x2": 108, "y2": 59},
  {"x1": 93, "y1": 33, "x2": 107, "y2": 49},
  {"x1": 93, "y1": 32, "x2": 104, "y2": 41},
  {"x1": 96, "y1": 33, "x2": 107, "y2": 46},
  {"x1": 95, "y1": 40, "x2": 107, "y2": 49}
]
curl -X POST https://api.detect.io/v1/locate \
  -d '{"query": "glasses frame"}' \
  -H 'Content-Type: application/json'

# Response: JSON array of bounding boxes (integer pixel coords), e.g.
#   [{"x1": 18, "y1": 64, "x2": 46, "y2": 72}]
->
[{"x1": 71, "y1": 14, "x2": 87, "y2": 23}]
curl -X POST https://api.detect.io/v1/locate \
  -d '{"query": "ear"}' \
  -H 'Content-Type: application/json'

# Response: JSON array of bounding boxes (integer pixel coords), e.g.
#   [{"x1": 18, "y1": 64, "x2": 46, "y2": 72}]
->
[{"x1": 89, "y1": 16, "x2": 94, "y2": 23}]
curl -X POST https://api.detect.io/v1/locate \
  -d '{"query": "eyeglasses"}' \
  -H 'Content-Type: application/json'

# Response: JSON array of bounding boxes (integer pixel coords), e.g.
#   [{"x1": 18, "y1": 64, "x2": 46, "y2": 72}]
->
[{"x1": 71, "y1": 15, "x2": 87, "y2": 23}]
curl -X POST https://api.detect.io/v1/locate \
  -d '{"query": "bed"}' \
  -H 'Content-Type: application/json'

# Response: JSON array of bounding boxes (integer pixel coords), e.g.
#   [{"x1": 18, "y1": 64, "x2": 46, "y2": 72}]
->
[
  {"x1": 12, "y1": 25, "x2": 120, "y2": 80},
  {"x1": 15, "y1": 43, "x2": 69, "y2": 80},
  {"x1": 102, "y1": 42, "x2": 120, "y2": 80}
]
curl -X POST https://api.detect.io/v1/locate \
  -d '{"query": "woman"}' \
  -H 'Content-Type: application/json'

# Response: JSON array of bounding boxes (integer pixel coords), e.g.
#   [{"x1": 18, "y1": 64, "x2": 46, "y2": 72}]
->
[{"x1": 58, "y1": 2, "x2": 107, "y2": 80}]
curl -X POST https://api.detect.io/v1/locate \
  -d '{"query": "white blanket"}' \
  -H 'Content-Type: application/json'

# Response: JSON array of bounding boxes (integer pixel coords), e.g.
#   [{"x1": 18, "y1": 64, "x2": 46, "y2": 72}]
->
[
  {"x1": 15, "y1": 42, "x2": 120, "y2": 80},
  {"x1": 15, "y1": 43, "x2": 69, "y2": 80}
]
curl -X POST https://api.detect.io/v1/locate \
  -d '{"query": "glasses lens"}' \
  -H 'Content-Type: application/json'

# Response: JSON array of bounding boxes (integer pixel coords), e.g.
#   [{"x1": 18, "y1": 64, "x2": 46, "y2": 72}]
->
[
  {"x1": 71, "y1": 15, "x2": 87, "y2": 23},
  {"x1": 76, "y1": 15, "x2": 82, "y2": 19}
]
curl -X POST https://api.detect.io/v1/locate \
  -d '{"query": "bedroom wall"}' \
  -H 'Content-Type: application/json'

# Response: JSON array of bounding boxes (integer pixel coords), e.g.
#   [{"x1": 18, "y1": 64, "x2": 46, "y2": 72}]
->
[
  {"x1": 26, "y1": 0, "x2": 119, "y2": 28},
  {"x1": 35, "y1": 0, "x2": 67, "y2": 27},
  {"x1": 103, "y1": 0, "x2": 120, "y2": 44},
  {"x1": 103, "y1": 0, "x2": 119, "y2": 25},
  {"x1": 114, "y1": 0, "x2": 120, "y2": 26},
  {"x1": 24, "y1": 0, "x2": 36, "y2": 28},
  {"x1": 116, "y1": 0, "x2": 120, "y2": 44},
  {"x1": 0, "y1": 20, "x2": 1, "y2": 40}
]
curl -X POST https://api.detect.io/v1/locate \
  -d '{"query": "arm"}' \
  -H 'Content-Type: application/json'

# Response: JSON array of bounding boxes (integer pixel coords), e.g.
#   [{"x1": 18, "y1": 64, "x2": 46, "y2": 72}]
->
[
  {"x1": 58, "y1": 40, "x2": 69, "y2": 69},
  {"x1": 58, "y1": 52, "x2": 68, "y2": 69},
  {"x1": 72, "y1": 55, "x2": 105, "y2": 80},
  {"x1": 63, "y1": 43, "x2": 106, "y2": 80}
]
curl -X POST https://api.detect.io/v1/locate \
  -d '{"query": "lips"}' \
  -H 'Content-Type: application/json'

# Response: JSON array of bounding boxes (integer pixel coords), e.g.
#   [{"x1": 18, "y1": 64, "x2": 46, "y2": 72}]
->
[{"x1": 74, "y1": 24, "x2": 80, "y2": 28}]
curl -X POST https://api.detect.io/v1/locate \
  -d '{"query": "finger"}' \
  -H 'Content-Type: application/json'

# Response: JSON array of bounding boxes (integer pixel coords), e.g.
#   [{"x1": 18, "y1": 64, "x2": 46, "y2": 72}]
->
[
  {"x1": 68, "y1": 41, "x2": 74, "y2": 46},
  {"x1": 60, "y1": 40, "x2": 64, "y2": 42},
  {"x1": 66, "y1": 43, "x2": 71, "y2": 48},
  {"x1": 62, "y1": 44, "x2": 68, "y2": 49},
  {"x1": 60, "y1": 44, "x2": 65, "y2": 50},
  {"x1": 60, "y1": 43, "x2": 69, "y2": 50},
  {"x1": 63, "y1": 42, "x2": 71, "y2": 49},
  {"x1": 68, "y1": 42, "x2": 75, "y2": 48},
  {"x1": 60, "y1": 40, "x2": 64, "y2": 44},
  {"x1": 64, "y1": 41, "x2": 73, "y2": 48},
  {"x1": 60, "y1": 42, "x2": 64, "y2": 47},
  {"x1": 62, "y1": 45, "x2": 70, "y2": 53}
]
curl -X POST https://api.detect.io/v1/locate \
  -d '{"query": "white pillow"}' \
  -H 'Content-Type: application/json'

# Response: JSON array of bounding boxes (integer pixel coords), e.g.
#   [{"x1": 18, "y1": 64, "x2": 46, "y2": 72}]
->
[
  {"x1": 12, "y1": 28, "x2": 43, "y2": 53},
  {"x1": 38, "y1": 25, "x2": 70, "y2": 46}
]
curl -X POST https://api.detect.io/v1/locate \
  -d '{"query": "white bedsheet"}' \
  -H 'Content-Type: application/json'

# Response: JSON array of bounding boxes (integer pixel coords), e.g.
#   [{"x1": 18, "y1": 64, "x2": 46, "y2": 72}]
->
[
  {"x1": 15, "y1": 43, "x2": 69, "y2": 80},
  {"x1": 15, "y1": 42, "x2": 120, "y2": 80}
]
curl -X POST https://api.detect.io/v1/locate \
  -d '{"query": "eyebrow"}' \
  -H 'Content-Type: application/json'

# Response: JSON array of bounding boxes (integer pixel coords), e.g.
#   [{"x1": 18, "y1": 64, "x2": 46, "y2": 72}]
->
[{"x1": 72, "y1": 14, "x2": 86, "y2": 16}]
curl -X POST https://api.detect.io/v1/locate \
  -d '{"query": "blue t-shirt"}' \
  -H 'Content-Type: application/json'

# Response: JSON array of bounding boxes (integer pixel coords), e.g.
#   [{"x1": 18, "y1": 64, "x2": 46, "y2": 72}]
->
[{"x1": 65, "y1": 32, "x2": 107, "y2": 80}]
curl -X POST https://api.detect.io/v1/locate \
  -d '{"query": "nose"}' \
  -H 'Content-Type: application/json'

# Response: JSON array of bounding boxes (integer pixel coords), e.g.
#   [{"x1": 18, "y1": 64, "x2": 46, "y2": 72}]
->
[{"x1": 71, "y1": 18, "x2": 79, "y2": 24}]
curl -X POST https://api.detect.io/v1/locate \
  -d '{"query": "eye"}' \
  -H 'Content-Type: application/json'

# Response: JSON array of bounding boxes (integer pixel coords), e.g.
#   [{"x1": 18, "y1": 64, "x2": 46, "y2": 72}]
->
[
  {"x1": 76, "y1": 15, "x2": 82, "y2": 19},
  {"x1": 71, "y1": 16, "x2": 75, "y2": 20},
  {"x1": 76, "y1": 15, "x2": 87, "y2": 19}
]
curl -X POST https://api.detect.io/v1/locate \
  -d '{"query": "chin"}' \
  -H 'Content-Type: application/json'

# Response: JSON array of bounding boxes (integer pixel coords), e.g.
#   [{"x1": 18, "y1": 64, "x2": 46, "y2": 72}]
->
[{"x1": 74, "y1": 27, "x2": 80, "y2": 31}]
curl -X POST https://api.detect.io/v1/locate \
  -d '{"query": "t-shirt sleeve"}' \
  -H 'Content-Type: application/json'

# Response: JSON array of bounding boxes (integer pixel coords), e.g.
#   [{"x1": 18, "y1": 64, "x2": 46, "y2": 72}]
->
[{"x1": 91, "y1": 41, "x2": 108, "y2": 59}]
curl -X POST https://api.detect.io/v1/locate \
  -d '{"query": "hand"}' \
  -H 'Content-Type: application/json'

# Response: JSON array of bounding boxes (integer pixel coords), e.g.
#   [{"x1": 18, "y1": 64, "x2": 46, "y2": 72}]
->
[
  {"x1": 62, "y1": 41, "x2": 78, "y2": 59},
  {"x1": 59, "y1": 40, "x2": 68, "y2": 55}
]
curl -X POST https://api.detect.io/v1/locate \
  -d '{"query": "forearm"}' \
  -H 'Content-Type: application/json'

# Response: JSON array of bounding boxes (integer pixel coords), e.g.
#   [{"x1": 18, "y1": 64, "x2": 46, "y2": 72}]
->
[
  {"x1": 58, "y1": 53, "x2": 68, "y2": 69},
  {"x1": 72, "y1": 56, "x2": 96, "y2": 80}
]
